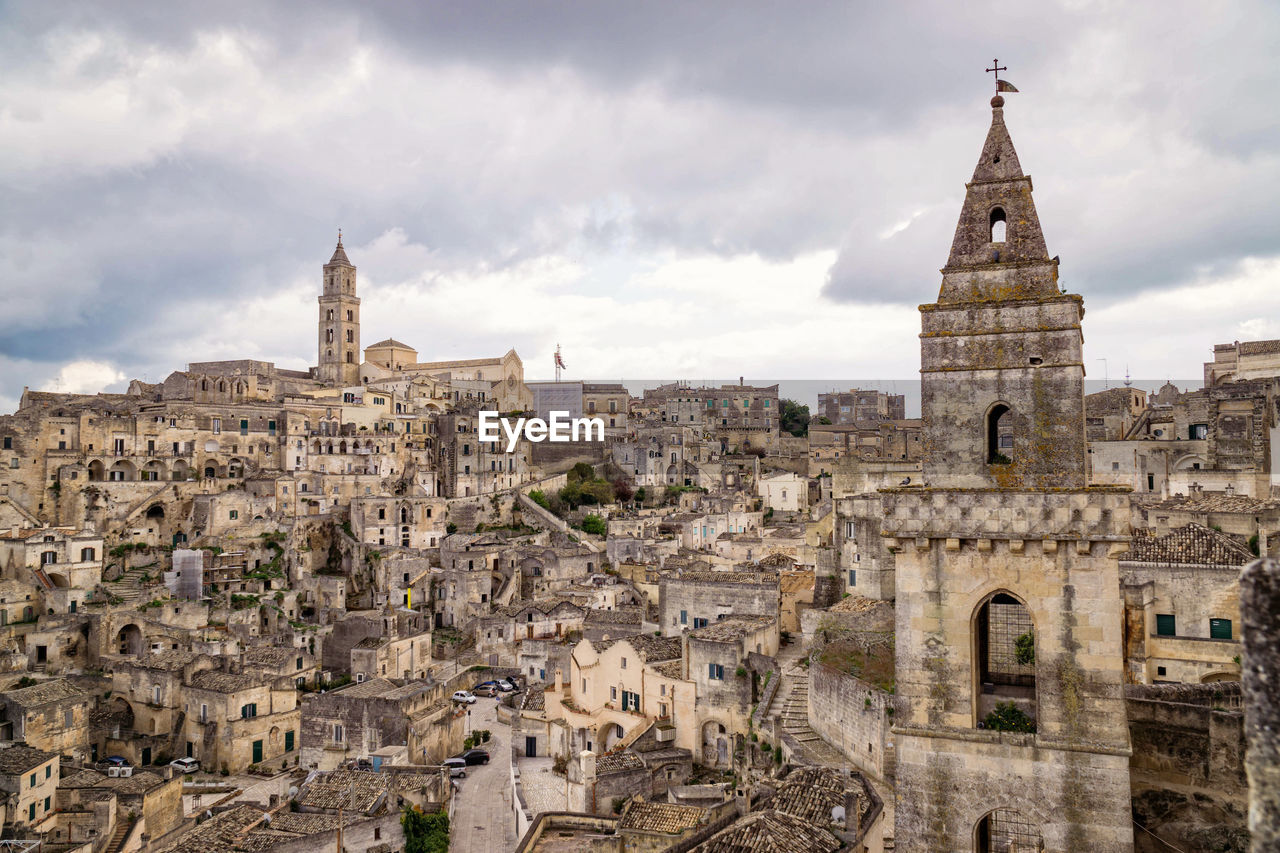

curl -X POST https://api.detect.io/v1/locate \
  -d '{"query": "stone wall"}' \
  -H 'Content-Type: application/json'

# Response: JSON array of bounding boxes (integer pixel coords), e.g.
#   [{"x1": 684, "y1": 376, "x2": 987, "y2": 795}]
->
[
  {"x1": 808, "y1": 662, "x2": 892, "y2": 782},
  {"x1": 1242, "y1": 557, "x2": 1280, "y2": 853},
  {"x1": 1126, "y1": 682, "x2": 1247, "y2": 852}
]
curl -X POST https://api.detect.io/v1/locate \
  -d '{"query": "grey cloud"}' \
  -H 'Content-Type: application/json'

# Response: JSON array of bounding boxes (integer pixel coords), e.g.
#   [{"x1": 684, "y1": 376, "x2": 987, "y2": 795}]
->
[{"x1": 1, "y1": 1, "x2": 1279, "y2": 407}]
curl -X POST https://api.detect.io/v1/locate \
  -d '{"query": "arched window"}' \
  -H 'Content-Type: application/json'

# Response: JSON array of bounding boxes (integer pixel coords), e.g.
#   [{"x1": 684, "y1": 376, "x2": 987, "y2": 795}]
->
[
  {"x1": 346, "y1": 329, "x2": 354, "y2": 343},
  {"x1": 974, "y1": 591, "x2": 1036, "y2": 730},
  {"x1": 989, "y1": 207, "x2": 1007, "y2": 242},
  {"x1": 976, "y1": 808, "x2": 1043, "y2": 852},
  {"x1": 986, "y1": 404, "x2": 1012, "y2": 464},
  {"x1": 326, "y1": 309, "x2": 334, "y2": 321},
  {"x1": 346, "y1": 351, "x2": 354, "y2": 363},
  {"x1": 326, "y1": 329, "x2": 333, "y2": 343}
]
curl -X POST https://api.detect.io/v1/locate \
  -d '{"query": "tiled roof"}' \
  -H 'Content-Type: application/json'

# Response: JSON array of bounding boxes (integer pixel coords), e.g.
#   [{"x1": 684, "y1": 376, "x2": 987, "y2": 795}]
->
[
  {"x1": 585, "y1": 606, "x2": 642, "y2": 624},
  {"x1": 520, "y1": 689, "x2": 546, "y2": 712},
  {"x1": 0, "y1": 744, "x2": 56, "y2": 774},
  {"x1": 619, "y1": 800, "x2": 704, "y2": 834},
  {"x1": 596, "y1": 751, "x2": 645, "y2": 773},
  {"x1": 187, "y1": 669, "x2": 260, "y2": 694},
  {"x1": 99, "y1": 770, "x2": 166, "y2": 794},
  {"x1": 770, "y1": 767, "x2": 853, "y2": 825},
  {"x1": 4, "y1": 678, "x2": 87, "y2": 708},
  {"x1": 366, "y1": 338, "x2": 417, "y2": 351},
  {"x1": 154, "y1": 803, "x2": 267, "y2": 853},
  {"x1": 296, "y1": 769, "x2": 387, "y2": 813},
  {"x1": 669, "y1": 571, "x2": 777, "y2": 585},
  {"x1": 243, "y1": 647, "x2": 295, "y2": 667},
  {"x1": 1119, "y1": 523, "x2": 1255, "y2": 566},
  {"x1": 260, "y1": 812, "x2": 340, "y2": 834},
  {"x1": 692, "y1": 809, "x2": 841, "y2": 853},
  {"x1": 134, "y1": 651, "x2": 199, "y2": 671},
  {"x1": 1151, "y1": 493, "x2": 1280, "y2": 514},
  {"x1": 688, "y1": 615, "x2": 775, "y2": 643},
  {"x1": 1240, "y1": 339, "x2": 1280, "y2": 355},
  {"x1": 354, "y1": 636, "x2": 386, "y2": 649},
  {"x1": 652, "y1": 660, "x2": 683, "y2": 679},
  {"x1": 60, "y1": 769, "x2": 107, "y2": 788}
]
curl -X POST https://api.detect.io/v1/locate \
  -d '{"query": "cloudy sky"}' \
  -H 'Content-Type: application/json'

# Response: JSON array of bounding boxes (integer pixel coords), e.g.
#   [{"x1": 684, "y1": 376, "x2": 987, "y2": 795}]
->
[{"x1": 2, "y1": 1, "x2": 1278, "y2": 413}]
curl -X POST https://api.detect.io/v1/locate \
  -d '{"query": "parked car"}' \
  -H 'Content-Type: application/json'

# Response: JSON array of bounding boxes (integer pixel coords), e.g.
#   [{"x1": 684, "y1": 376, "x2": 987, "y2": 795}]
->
[
  {"x1": 456, "y1": 748, "x2": 490, "y2": 766},
  {"x1": 452, "y1": 690, "x2": 478, "y2": 705},
  {"x1": 473, "y1": 684, "x2": 498, "y2": 698},
  {"x1": 170, "y1": 758, "x2": 200, "y2": 774},
  {"x1": 443, "y1": 757, "x2": 467, "y2": 778},
  {"x1": 497, "y1": 679, "x2": 517, "y2": 692},
  {"x1": 474, "y1": 680, "x2": 500, "y2": 689},
  {"x1": 104, "y1": 756, "x2": 130, "y2": 767}
]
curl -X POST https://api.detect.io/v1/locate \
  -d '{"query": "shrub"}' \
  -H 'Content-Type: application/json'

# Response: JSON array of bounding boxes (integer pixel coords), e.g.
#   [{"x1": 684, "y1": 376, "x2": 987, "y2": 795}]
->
[
  {"x1": 612, "y1": 797, "x2": 627, "y2": 814},
  {"x1": 552, "y1": 754, "x2": 568, "y2": 775},
  {"x1": 773, "y1": 745, "x2": 782, "y2": 764},
  {"x1": 446, "y1": 522, "x2": 458, "y2": 535},
  {"x1": 580, "y1": 514, "x2": 607, "y2": 536},
  {"x1": 735, "y1": 666, "x2": 747, "y2": 678},
  {"x1": 1014, "y1": 632, "x2": 1035, "y2": 666},
  {"x1": 463, "y1": 736, "x2": 475, "y2": 750},
  {"x1": 982, "y1": 701, "x2": 1036, "y2": 733},
  {"x1": 402, "y1": 807, "x2": 450, "y2": 853},
  {"x1": 528, "y1": 489, "x2": 550, "y2": 509}
]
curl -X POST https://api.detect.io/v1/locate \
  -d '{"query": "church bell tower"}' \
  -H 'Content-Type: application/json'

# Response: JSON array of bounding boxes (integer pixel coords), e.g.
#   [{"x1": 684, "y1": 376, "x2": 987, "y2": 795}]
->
[
  {"x1": 884, "y1": 90, "x2": 1134, "y2": 852},
  {"x1": 317, "y1": 234, "x2": 360, "y2": 387}
]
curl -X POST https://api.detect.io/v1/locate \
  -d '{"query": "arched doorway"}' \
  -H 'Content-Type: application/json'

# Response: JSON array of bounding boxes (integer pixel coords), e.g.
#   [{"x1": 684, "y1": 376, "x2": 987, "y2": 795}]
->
[
  {"x1": 117, "y1": 624, "x2": 143, "y2": 656},
  {"x1": 975, "y1": 808, "x2": 1043, "y2": 852},
  {"x1": 974, "y1": 591, "x2": 1036, "y2": 729},
  {"x1": 88, "y1": 460, "x2": 105, "y2": 481},
  {"x1": 701, "y1": 720, "x2": 729, "y2": 767}
]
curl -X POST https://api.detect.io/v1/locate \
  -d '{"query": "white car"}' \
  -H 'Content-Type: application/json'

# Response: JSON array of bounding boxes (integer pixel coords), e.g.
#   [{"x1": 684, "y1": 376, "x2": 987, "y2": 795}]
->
[
  {"x1": 170, "y1": 757, "x2": 200, "y2": 774},
  {"x1": 452, "y1": 690, "x2": 478, "y2": 705}
]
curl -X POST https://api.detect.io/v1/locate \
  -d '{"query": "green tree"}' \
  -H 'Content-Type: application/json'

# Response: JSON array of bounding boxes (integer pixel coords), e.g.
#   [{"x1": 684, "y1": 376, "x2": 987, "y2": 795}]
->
[
  {"x1": 402, "y1": 808, "x2": 449, "y2": 853},
  {"x1": 581, "y1": 514, "x2": 607, "y2": 536},
  {"x1": 779, "y1": 399, "x2": 812, "y2": 437}
]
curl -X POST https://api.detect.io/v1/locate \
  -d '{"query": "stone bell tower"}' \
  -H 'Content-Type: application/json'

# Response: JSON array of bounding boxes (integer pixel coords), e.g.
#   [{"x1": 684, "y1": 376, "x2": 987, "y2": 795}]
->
[
  {"x1": 317, "y1": 234, "x2": 360, "y2": 387},
  {"x1": 884, "y1": 94, "x2": 1134, "y2": 852}
]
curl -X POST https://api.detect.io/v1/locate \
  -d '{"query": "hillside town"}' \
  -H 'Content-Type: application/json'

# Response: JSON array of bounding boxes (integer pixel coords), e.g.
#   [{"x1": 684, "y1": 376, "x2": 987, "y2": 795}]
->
[{"x1": 1, "y1": 96, "x2": 1278, "y2": 853}]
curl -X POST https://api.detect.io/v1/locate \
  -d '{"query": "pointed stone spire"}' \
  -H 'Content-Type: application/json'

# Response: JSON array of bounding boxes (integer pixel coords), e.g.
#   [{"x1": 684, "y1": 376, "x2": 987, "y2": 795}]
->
[
  {"x1": 939, "y1": 96, "x2": 1056, "y2": 302},
  {"x1": 327, "y1": 230, "x2": 352, "y2": 267}
]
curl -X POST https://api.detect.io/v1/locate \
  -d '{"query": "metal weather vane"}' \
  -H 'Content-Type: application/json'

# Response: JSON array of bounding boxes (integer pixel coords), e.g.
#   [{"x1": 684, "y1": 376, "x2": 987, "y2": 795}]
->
[{"x1": 986, "y1": 58, "x2": 1019, "y2": 93}]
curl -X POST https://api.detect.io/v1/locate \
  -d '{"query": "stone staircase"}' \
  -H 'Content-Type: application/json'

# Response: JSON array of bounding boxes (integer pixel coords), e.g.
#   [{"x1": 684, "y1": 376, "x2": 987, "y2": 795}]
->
[
  {"x1": 109, "y1": 566, "x2": 157, "y2": 604},
  {"x1": 103, "y1": 817, "x2": 134, "y2": 853},
  {"x1": 777, "y1": 665, "x2": 847, "y2": 766}
]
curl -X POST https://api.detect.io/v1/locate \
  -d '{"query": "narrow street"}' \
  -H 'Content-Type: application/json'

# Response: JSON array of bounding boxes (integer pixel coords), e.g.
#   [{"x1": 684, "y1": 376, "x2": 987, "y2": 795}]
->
[{"x1": 449, "y1": 697, "x2": 518, "y2": 853}]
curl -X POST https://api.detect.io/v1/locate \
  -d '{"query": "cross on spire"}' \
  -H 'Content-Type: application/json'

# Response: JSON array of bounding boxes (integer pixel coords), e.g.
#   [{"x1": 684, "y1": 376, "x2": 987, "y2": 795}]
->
[{"x1": 986, "y1": 58, "x2": 1008, "y2": 92}]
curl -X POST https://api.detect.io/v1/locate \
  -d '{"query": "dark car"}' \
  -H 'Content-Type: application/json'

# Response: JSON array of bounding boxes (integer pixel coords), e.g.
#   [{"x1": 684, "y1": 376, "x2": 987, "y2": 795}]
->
[
  {"x1": 457, "y1": 748, "x2": 490, "y2": 766},
  {"x1": 474, "y1": 680, "x2": 500, "y2": 689},
  {"x1": 104, "y1": 756, "x2": 130, "y2": 767}
]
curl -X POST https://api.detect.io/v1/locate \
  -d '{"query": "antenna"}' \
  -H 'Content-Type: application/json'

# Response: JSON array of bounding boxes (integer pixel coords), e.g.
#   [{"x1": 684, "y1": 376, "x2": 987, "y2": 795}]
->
[{"x1": 1096, "y1": 359, "x2": 1109, "y2": 390}]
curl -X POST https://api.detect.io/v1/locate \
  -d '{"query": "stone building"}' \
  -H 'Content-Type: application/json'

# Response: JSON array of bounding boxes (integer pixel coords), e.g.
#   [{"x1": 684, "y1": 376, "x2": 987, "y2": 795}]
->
[
  {"x1": 1119, "y1": 523, "x2": 1249, "y2": 684},
  {"x1": 316, "y1": 236, "x2": 361, "y2": 387},
  {"x1": 0, "y1": 678, "x2": 93, "y2": 762},
  {"x1": 179, "y1": 663, "x2": 300, "y2": 773},
  {"x1": 0, "y1": 744, "x2": 59, "y2": 828},
  {"x1": 299, "y1": 677, "x2": 460, "y2": 769},
  {"x1": 817, "y1": 388, "x2": 906, "y2": 425},
  {"x1": 658, "y1": 569, "x2": 779, "y2": 637},
  {"x1": 883, "y1": 95, "x2": 1135, "y2": 851}
]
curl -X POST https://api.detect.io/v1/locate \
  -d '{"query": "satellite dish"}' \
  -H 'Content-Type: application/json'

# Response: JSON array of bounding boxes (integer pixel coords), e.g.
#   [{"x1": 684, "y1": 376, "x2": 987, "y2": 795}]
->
[
  {"x1": 288, "y1": 787, "x2": 298, "y2": 798},
  {"x1": 832, "y1": 805, "x2": 846, "y2": 823},
  {"x1": 263, "y1": 814, "x2": 272, "y2": 825}
]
